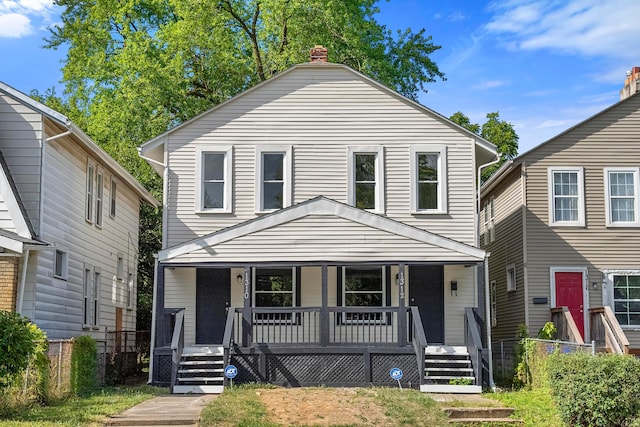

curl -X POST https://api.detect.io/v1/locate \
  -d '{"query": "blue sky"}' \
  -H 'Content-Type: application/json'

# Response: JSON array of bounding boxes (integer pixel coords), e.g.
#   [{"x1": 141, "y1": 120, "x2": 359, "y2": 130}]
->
[{"x1": 1, "y1": 0, "x2": 639, "y2": 153}]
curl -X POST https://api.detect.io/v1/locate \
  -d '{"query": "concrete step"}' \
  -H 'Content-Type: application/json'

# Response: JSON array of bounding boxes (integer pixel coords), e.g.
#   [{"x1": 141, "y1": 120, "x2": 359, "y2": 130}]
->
[
  {"x1": 420, "y1": 384, "x2": 482, "y2": 393},
  {"x1": 444, "y1": 407, "x2": 516, "y2": 419},
  {"x1": 172, "y1": 384, "x2": 224, "y2": 394},
  {"x1": 447, "y1": 417, "x2": 523, "y2": 425}
]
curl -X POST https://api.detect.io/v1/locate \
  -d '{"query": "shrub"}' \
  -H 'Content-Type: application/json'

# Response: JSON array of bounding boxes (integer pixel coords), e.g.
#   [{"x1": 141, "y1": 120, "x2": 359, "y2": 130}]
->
[
  {"x1": 0, "y1": 311, "x2": 48, "y2": 390},
  {"x1": 70, "y1": 335, "x2": 97, "y2": 395},
  {"x1": 547, "y1": 351, "x2": 640, "y2": 427}
]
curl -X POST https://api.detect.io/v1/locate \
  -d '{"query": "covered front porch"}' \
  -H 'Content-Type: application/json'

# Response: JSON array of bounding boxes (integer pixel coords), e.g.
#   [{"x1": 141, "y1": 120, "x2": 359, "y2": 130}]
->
[{"x1": 148, "y1": 198, "x2": 492, "y2": 393}]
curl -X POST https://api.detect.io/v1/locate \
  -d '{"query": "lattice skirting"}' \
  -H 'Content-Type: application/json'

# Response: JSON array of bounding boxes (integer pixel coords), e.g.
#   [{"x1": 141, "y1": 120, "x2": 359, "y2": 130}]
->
[{"x1": 153, "y1": 351, "x2": 172, "y2": 386}]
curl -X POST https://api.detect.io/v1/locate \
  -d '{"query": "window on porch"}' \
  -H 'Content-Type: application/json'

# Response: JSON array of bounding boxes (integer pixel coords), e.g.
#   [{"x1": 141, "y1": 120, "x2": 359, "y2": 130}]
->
[
  {"x1": 342, "y1": 266, "x2": 385, "y2": 323},
  {"x1": 613, "y1": 274, "x2": 640, "y2": 326},
  {"x1": 254, "y1": 268, "x2": 295, "y2": 322}
]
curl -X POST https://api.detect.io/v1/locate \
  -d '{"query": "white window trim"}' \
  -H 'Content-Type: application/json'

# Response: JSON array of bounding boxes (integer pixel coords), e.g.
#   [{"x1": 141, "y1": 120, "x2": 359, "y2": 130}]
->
[
  {"x1": 109, "y1": 176, "x2": 117, "y2": 219},
  {"x1": 83, "y1": 264, "x2": 92, "y2": 328},
  {"x1": 95, "y1": 168, "x2": 104, "y2": 228},
  {"x1": 195, "y1": 145, "x2": 233, "y2": 213},
  {"x1": 490, "y1": 280, "x2": 497, "y2": 327},
  {"x1": 410, "y1": 145, "x2": 447, "y2": 214},
  {"x1": 92, "y1": 267, "x2": 101, "y2": 328},
  {"x1": 255, "y1": 146, "x2": 292, "y2": 213},
  {"x1": 603, "y1": 269, "x2": 640, "y2": 329},
  {"x1": 252, "y1": 267, "x2": 296, "y2": 324},
  {"x1": 54, "y1": 247, "x2": 68, "y2": 280},
  {"x1": 341, "y1": 266, "x2": 387, "y2": 324},
  {"x1": 347, "y1": 146, "x2": 385, "y2": 214},
  {"x1": 506, "y1": 263, "x2": 516, "y2": 292},
  {"x1": 604, "y1": 167, "x2": 640, "y2": 227},
  {"x1": 548, "y1": 167, "x2": 585, "y2": 227},
  {"x1": 85, "y1": 159, "x2": 96, "y2": 223}
]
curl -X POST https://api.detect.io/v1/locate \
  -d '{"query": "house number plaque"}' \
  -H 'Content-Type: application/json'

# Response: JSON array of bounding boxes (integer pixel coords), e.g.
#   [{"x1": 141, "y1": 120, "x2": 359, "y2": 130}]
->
[
  {"x1": 244, "y1": 275, "x2": 250, "y2": 300},
  {"x1": 398, "y1": 270, "x2": 405, "y2": 300}
]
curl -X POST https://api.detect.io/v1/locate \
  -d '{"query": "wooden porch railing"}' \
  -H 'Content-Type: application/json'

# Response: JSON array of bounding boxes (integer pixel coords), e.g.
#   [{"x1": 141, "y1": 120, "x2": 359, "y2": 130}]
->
[
  {"x1": 464, "y1": 307, "x2": 488, "y2": 387},
  {"x1": 228, "y1": 306, "x2": 414, "y2": 348},
  {"x1": 169, "y1": 309, "x2": 185, "y2": 393},
  {"x1": 409, "y1": 306, "x2": 427, "y2": 385},
  {"x1": 550, "y1": 307, "x2": 584, "y2": 344},
  {"x1": 589, "y1": 307, "x2": 630, "y2": 354}
]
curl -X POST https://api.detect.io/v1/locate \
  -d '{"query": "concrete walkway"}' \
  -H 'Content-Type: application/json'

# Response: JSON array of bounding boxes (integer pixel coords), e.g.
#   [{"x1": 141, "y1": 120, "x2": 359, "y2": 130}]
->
[{"x1": 104, "y1": 394, "x2": 218, "y2": 426}]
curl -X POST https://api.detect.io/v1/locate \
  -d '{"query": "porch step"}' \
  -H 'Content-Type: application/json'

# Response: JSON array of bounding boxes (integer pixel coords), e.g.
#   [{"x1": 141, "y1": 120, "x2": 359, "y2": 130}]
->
[
  {"x1": 174, "y1": 345, "x2": 226, "y2": 392},
  {"x1": 420, "y1": 384, "x2": 482, "y2": 393},
  {"x1": 444, "y1": 407, "x2": 522, "y2": 425},
  {"x1": 424, "y1": 346, "x2": 477, "y2": 387}
]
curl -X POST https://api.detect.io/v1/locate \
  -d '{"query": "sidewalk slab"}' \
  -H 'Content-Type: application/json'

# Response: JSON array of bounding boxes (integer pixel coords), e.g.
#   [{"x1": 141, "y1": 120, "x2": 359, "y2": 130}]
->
[{"x1": 104, "y1": 394, "x2": 217, "y2": 426}]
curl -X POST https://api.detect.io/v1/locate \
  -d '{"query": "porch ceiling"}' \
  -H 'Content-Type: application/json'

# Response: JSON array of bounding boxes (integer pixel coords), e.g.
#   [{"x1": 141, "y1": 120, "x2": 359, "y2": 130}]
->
[{"x1": 158, "y1": 197, "x2": 486, "y2": 264}]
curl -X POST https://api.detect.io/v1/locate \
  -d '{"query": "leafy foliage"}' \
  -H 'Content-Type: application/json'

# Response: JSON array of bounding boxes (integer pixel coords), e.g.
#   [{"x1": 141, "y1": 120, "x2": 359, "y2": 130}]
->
[
  {"x1": 450, "y1": 111, "x2": 519, "y2": 181},
  {"x1": 547, "y1": 352, "x2": 640, "y2": 427},
  {"x1": 41, "y1": 0, "x2": 446, "y2": 330},
  {"x1": 538, "y1": 322, "x2": 557, "y2": 340},
  {"x1": 0, "y1": 311, "x2": 48, "y2": 390},
  {"x1": 70, "y1": 336, "x2": 97, "y2": 395}
]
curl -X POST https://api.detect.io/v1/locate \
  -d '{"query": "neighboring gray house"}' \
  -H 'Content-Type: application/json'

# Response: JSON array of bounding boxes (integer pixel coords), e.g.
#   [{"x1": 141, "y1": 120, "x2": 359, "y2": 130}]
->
[
  {"x1": 139, "y1": 48, "x2": 498, "y2": 393},
  {"x1": 481, "y1": 76, "x2": 640, "y2": 355},
  {"x1": 0, "y1": 81, "x2": 158, "y2": 341}
]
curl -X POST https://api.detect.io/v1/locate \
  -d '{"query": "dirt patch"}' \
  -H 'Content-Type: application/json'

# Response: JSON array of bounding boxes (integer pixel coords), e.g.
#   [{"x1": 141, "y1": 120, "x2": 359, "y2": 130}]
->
[{"x1": 258, "y1": 388, "x2": 391, "y2": 426}]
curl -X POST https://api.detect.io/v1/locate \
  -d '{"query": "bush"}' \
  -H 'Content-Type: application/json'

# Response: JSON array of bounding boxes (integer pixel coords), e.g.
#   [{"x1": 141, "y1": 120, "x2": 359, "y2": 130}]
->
[
  {"x1": 547, "y1": 352, "x2": 640, "y2": 427},
  {"x1": 70, "y1": 336, "x2": 97, "y2": 395},
  {"x1": 0, "y1": 311, "x2": 48, "y2": 390}
]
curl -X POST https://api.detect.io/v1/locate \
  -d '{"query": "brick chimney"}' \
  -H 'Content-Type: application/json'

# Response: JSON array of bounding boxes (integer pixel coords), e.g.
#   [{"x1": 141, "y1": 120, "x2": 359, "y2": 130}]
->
[
  {"x1": 620, "y1": 66, "x2": 640, "y2": 100},
  {"x1": 310, "y1": 45, "x2": 328, "y2": 63}
]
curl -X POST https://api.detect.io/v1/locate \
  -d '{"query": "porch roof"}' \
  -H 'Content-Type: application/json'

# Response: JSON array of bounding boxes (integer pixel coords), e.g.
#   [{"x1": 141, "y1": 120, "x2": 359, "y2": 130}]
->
[{"x1": 158, "y1": 197, "x2": 486, "y2": 264}]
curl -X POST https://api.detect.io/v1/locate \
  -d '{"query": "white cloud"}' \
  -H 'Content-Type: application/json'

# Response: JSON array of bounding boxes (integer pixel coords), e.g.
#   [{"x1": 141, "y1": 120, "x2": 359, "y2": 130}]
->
[
  {"x1": 538, "y1": 119, "x2": 566, "y2": 128},
  {"x1": 0, "y1": 13, "x2": 31, "y2": 37},
  {"x1": 485, "y1": 0, "x2": 640, "y2": 62},
  {"x1": 473, "y1": 80, "x2": 508, "y2": 90},
  {"x1": 0, "y1": 0, "x2": 55, "y2": 38}
]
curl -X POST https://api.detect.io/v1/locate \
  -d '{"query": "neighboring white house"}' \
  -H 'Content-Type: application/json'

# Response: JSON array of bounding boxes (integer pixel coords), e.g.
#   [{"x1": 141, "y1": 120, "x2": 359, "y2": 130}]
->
[
  {"x1": 139, "y1": 47, "x2": 498, "y2": 393},
  {"x1": 0, "y1": 81, "x2": 158, "y2": 341}
]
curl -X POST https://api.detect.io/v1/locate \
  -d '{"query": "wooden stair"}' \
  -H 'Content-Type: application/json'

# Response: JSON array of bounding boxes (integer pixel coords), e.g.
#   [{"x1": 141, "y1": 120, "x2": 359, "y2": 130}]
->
[
  {"x1": 420, "y1": 346, "x2": 482, "y2": 393},
  {"x1": 172, "y1": 345, "x2": 225, "y2": 394}
]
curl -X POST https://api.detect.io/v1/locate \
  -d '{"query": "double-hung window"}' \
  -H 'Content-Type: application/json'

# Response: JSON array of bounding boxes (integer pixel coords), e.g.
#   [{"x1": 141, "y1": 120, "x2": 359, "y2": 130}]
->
[
  {"x1": 608, "y1": 272, "x2": 640, "y2": 326},
  {"x1": 86, "y1": 161, "x2": 95, "y2": 223},
  {"x1": 93, "y1": 268, "x2": 101, "y2": 327},
  {"x1": 256, "y1": 146, "x2": 292, "y2": 212},
  {"x1": 342, "y1": 266, "x2": 385, "y2": 323},
  {"x1": 490, "y1": 280, "x2": 497, "y2": 327},
  {"x1": 110, "y1": 177, "x2": 117, "y2": 218},
  {"x1": 54, "y1": 249, "x2": 68, "y2": 279},
  {"x1": 95, "y1": 170, "x2": 103, "y2": 227},
  {"x1": 254, "y1": 268, "x2": 295, "y2": 322},
  {"x1": 548, "y1": 167, "x2": 584, "y2": 226},
  {"x1": 605, "y1": 168, "x2": 640, "y2": 226},
  {"x1": 196, "y1": 145, "x2": 232, "y2": 212},
  {"x1": 410, "y1": 146, "x2": 447, "y2": 214},
  {"x1": 83, "y1": 265, "x2": 92, "y2": 327},
  {"x1": 506, "y1": 263, "x2": 516, "y2": 292},
  {"x1": 348, "y1": 147, "x2": 384, "y2": 213}
]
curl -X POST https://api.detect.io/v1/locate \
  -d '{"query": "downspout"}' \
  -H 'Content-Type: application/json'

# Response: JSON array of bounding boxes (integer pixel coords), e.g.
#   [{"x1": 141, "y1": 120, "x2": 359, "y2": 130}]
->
[
  {"x1": 16, "y1": 249, "x2": 30, "y2": 314},
  {"x1": 148, "y1": 254, "x2": 159, "y2": 384},
  {"x1": 478, "y1": 151, "x2": 500, "y2": 391}
]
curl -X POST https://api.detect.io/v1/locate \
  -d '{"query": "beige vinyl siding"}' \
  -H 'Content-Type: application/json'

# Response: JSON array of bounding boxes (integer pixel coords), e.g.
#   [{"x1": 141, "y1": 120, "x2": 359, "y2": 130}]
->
[
  {"x1": 443, "y1": 264, "x2": 476, "y2": 345},
  {"x1": 522, "y1": 94, "x2": 640, "y2": 341},
  {"x1": 0, "y1": 94, "x2": 42, "y2": 233},
  {"x1": 164, "y1": 67, "x2": 477, "y2": 250},
  {"x1": 24, "y1": 133, "x2": 141, "y2": 339},
  {"x1": 482, "y1": 166, "x2": 526, "y2": 340}
]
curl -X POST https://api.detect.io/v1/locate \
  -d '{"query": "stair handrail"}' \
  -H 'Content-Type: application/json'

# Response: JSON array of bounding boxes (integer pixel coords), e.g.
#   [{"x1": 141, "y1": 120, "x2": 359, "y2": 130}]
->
[
  {"x1": 590, "y1": 307, "x2": 629, "y2": 354},
  {"x1": 464, "y1": 307, "x2": 485, "y2": 387},
  {"x1": 409, "y1": 306, "x2": 427, "y2": 385},
  {"x1": 222, "y1": 307, "x2": 237, "y2": 379},
  {"x1": 170, "y1": 308, "x2": 185, "y2": 393},
  {"x1": 550, "y1": 307, "x2": 584, "y2": 344}
]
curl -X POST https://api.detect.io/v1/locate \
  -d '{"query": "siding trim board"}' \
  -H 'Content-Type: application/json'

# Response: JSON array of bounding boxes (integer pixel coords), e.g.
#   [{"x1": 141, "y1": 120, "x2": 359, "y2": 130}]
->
[{"x1": 158, "y1": 196, "x2": 486, "y2": 262}]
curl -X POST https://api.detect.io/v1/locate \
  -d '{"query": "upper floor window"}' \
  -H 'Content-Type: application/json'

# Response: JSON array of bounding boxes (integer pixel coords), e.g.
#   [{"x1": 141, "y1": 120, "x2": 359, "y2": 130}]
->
[
  {"x1": 410, "y1": 146, "x2": 447, "y2": 214},
  {"x1": 605, "y1": 168, "x2": 640, "y2": 226},
  {"x1": 86, "y1": 161, "x2": 95, "y2": 223},
  {"x1": 348, "y1": 146, "x2": 384, "y2": 213},
  {"x1": 110, "y1": 177, "x2": 117, "y2": 218},
  {"x1": 548, "y1": 167, "x2": 584, "y2": 226},
  {"x1": 196, "y1": 145, "x2": 232, "y2": 213},
  {"x1": 95, "y1": 170, "x2": 103, "y2": 227},
  {"x1": 483, "y1": 197, "x2": 495, "y2": 244},
  {"x1": 256, "y1": 146, "x2": 292, "y2": 212}
]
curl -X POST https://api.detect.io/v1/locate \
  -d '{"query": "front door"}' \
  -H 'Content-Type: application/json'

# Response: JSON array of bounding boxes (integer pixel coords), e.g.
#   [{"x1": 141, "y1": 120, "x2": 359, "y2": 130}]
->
[
  {"x1": 553, "y1": 270, "x2": 586, "y2": 339},
  {"x1": 196, "y1": 268, "x2": 231, "y2": 344},
  {"x1": 409, "y1": 265, "x2": 444, "y2": 343}
]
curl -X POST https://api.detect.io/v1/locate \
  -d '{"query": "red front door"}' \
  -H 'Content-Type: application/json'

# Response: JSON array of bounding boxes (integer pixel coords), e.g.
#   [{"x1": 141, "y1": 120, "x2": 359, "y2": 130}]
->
[{"x1": 554, "y1": 271, "x2": 585, "y2": 339}]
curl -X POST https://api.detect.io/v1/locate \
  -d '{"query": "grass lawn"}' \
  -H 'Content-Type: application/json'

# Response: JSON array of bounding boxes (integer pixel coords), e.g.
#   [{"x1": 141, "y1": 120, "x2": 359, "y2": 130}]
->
[
  {"x1": 0, "y1": 385, "x2": 167, "y2": 427},
  {"x1": 488, "y1": 387, "x2": 564, "y2": 427}
]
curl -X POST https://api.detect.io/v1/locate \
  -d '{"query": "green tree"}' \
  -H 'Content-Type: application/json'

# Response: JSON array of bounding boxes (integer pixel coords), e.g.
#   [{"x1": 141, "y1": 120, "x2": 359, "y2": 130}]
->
[
  {"x1": 450, "y1": 111, "x2": 518, "y2": 181},
  {"x1": 43, "y1": 0, "x2": 445, "y2": 329}
]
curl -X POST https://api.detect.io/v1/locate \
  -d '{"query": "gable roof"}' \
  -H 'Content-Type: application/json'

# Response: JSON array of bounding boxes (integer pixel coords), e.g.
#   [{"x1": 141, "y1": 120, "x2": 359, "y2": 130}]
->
[
  {"x1": 0, "y1": 149, "x2": 36, "y2": 240},
  {"x1": 159, "y1": 196, "x2": 486, "y2": 263},
  {"x1": 0, "y1": 81, "x2": 159, "y2": 207},
  {"x1": 481, "y1": 91, "x2": 640, "y2": 196},
  {"x1": 139, "y1": 62, "x2": 497, "y2": 173}
]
